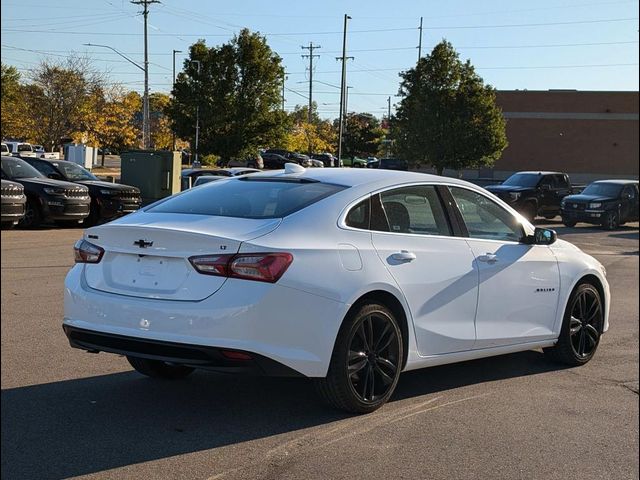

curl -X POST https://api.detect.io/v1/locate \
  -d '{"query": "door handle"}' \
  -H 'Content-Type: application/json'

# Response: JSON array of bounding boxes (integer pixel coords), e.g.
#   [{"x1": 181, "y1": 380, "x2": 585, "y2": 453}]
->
[
  {"x1": 478, "y1": 253, "x2": 498, "y2": 263},
  {"x1": 391, "y1": 250, "x2": 416, "y2": 262}
]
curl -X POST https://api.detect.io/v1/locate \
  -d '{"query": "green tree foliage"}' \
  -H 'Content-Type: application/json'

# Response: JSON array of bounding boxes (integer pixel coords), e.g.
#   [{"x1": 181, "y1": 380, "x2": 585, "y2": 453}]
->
[
  {"x1": 1, "y1": 63, "x2": 29, "y2": 140},
  {"x1": 149, "y1": 92, "x2": 172, "y2": 150},
  {"x1": 167, "y1": 29, "x2": 288, "y2": 161},
  {"x1": 340, "y1": 113, "x2": 385, "y2": 158},
  {"x1": 392, "y1": 40, "x2": 507, "y2": 175}
]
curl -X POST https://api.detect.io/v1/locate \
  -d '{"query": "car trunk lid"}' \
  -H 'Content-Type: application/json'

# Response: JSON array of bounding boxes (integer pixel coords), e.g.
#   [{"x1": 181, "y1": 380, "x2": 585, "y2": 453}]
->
[{"x1": 82, "y1": 214, "x2": 281, "y2": 301}]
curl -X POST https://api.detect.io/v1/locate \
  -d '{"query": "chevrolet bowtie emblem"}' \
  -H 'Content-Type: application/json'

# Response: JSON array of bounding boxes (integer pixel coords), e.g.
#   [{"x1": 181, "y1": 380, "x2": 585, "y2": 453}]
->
[{"x1": 133, "y1": 239, "x2": 154, "y2": 248}]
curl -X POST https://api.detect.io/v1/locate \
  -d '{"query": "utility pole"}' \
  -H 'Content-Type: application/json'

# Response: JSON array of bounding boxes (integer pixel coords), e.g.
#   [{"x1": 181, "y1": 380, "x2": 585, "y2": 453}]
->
[
  {"x1": 337, "y1": 14, "x2": 351, "y2": 164},
  {"x1": 387, "y1": 96, "x2": 391, "y2": 120},
  {"x1": 131, "y1": 0, "x2": 160, "y2": 149},
  {"x1": 417, "y1": 16, "x2": 423, "y2": 61},
  {"x1": 301, "y1": 43, "x2": 320, "y2": 123},
  {"x1": 172, "y1": 49, "x2": 182, "y2": 151},
  {"x1": 281, "y1": 72, "x2": 288, "y2": 111},
  {"x1": 191, "y1": 60, "x2": 201, "y2": 167}
]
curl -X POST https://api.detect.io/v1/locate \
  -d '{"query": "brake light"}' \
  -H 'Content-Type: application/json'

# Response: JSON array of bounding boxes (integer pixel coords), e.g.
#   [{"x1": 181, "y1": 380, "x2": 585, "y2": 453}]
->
[
  {"x1": 74, "y1": 239, "x2": 104, "y2": 264},
  {"x1": 189, "y1": 252, "x2": 293, "y2": 283}
]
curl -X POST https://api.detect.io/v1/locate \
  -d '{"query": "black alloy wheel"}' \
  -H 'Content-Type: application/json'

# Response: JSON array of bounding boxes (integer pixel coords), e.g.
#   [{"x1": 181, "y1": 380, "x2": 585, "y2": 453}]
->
[
  {"x1": 347, "y1": 313, "x2": 400, "y2": 403},
  {"x1": 603, "y1": 210, "x2": 619, "y2": 230},
  {"x1": 18, "y1": 199, "x2": 42, "y2": 229},
  {"x1": 316, "y1": 303, "x2": 403, "y2": 413},
  {"x1": 522, "y1": 202, "x2": 537, "y2": 222},
  {"x1": 544, "y1": 282, "x2": 603, "y2": 366},
  {"x1": 568, "y1": 287, "x2": 603, "y2": 360}
]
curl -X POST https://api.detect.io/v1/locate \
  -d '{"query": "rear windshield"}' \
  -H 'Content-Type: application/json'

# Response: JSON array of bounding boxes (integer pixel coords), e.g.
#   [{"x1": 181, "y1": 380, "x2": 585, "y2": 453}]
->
[{"x1": 148, "y1": 178, "x2": 347, "y2": 218}]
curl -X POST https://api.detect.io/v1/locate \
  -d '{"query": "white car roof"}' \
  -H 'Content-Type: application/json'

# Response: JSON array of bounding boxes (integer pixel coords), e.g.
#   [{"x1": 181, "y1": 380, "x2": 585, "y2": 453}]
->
[{"x1": 249, "y1": 167, "x2": 474, "y2": 189}]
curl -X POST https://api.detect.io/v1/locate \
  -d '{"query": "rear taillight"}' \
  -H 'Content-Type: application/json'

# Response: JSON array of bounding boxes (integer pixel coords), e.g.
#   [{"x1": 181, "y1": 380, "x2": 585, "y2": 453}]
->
[
  {"x1": 74, "y1": 239, "x2": 104, "y2": 264},
  {"x1": 189, "y1": 252, "x2": 293, "y2": 283}
]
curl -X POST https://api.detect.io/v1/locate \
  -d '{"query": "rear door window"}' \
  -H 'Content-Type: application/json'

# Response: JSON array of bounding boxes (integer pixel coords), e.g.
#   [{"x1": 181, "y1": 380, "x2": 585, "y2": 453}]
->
[{"x1": 374, "y1": 185, "x2": 451, "y2": 236}]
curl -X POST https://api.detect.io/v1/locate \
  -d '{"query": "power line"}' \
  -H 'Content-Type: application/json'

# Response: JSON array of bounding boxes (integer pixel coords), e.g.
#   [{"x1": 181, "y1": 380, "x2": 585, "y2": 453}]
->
[{"x1": 3, "y1": 17, "x2": 636, "y2": 36}]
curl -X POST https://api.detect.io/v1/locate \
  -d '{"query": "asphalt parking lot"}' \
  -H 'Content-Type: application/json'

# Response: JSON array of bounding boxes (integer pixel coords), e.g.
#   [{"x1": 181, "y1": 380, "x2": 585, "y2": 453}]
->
[{"x1": 1, "y1": 221, "x2": 638, "y2": 480}]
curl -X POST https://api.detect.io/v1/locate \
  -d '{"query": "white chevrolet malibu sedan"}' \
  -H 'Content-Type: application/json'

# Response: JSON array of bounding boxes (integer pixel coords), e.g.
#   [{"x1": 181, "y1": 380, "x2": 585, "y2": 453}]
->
[{"x1": 64, "y1": 164, "x2": 610, "y2": 413}]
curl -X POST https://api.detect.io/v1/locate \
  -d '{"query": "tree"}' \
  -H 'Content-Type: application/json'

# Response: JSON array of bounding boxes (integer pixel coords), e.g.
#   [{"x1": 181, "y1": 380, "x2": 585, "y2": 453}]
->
[
  {"x1": 283, "y1": 103, "x2": 336, "y2": 154},
  {"x1": 340, "y1": 113, "x2": 385, "y2": 158},
  {"x1": 149, "y1": 92, "x2": 172, "y2": 150},
  {"x1": 23, "y1": 56, "x2": 105, "y2": 151},
  {"x1": 79, "y1": 88, "x2": 141, "y2": 165},
  {"x1": 1, "y1": 63, "x2": 30, "y2": 140},
  {"x1": 392, "y1": 40, "x2": 507, "y2": 175},
  {"x1": 167, "y1": 29, "x2": 288, "y2": 161}
]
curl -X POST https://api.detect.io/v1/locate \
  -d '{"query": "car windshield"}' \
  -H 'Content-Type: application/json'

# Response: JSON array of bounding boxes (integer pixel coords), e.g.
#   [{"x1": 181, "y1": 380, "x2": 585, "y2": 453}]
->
[
  {"x1": 53, "y1": 162, "x2": 98, "y2": 181},
  {"x1": 148, "y1": 178, "x2": 347, "y2": 219},
  {"x1": 501, "y1": 173, "x2": 541, "y2": 187},
  {"x1": 581, "y1": 183, "x2": 623, "y2": 197},
  {"x1": 193, "y1": 176, "x2": 223, "y2": 186},
  {"x1": 17, "y1": 144, "x2": 33, "y2": 152},
  {"x1": 1, "y1": 157, "x2": 44, "y2": 179}
]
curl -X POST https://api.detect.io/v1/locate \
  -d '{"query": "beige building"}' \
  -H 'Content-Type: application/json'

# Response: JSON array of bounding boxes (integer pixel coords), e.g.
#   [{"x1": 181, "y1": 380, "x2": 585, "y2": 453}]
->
[{"x1": 490, "y1": 90, "x2": 639, "y2": 181}]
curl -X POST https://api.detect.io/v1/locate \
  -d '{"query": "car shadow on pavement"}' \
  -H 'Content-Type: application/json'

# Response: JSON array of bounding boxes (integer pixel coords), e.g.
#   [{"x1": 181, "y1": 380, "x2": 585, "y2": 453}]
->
[
  {"x1": 1, "y1": 350, "x2": 566, "y2": 480},
  {"x1": 535, "y1": 219, "x2": 639, "y2": 237}
]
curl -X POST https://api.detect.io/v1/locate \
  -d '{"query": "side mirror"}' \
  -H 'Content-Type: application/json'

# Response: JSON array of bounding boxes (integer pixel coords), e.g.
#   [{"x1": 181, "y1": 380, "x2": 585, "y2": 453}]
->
[
  {"x1": 47, "y1": 172, "x2": 63, "y2": 180},
  {"x1": 525, "y1": 227, "x2": 557, "y2": 245}
]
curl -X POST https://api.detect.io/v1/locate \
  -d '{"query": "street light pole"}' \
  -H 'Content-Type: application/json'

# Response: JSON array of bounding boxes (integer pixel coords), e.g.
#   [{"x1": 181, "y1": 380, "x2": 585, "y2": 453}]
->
[
  {"x1": 84, "y1": 43, "x2": 148, "y2": 147},
  {"x1": 172, "y1": 49, "x2": 182, "y2": 151},
  {"x1": 337, "y1": 14, "x2": 351, "y2": 165}
]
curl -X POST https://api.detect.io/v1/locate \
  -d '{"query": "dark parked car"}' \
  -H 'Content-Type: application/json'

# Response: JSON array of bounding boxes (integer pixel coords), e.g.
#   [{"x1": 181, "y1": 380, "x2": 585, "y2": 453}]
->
[
  {"x1": 264, "y1": 149, "x2": 312, "y2": 167},
  {"x1": 1, "y1": 179, "x2": 27, "y2": 228},
  {"x1": 561, "y1": 180, "x2": 639, "y2": 229},
  {"x1": 366, "y1": 158, "x2": 408, "y2": 171},
  {"x1": 22, "y1": 157, "x2": 141, "y2": 225},
  {"x1": 262, "y1": 153, "x2": 292, "y2": 170},
  {"x1": 485, "y1": 171, "x2": 583, "y2": 221},
  {"x1": 1, "y1": 156, "x2": 90, "y2": 228}
]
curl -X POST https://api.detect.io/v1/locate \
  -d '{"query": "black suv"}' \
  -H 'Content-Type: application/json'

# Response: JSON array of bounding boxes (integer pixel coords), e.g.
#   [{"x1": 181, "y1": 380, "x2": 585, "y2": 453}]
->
[
  {"x1": 22, "y1": 157, "x2": 141, "y2": 225},
  {"x1": 561, "y1": 180, "x2": 639, "y2": 229},
  {"x1": 1, "y1": 178, "x2": 27, "y2": 228},
  {"x1": 1, "y1": 156, "x2": 90, "y2": 228}
]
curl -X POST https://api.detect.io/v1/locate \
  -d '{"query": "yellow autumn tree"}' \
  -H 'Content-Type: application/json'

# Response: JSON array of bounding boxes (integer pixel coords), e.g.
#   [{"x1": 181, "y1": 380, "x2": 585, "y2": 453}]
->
[{"x1": 78, "y1": 88, "x2": 141, "y2": 165}]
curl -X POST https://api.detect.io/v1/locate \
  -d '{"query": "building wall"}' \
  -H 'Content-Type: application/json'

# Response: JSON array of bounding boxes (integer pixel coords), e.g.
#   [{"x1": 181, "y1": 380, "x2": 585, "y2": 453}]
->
[{"x1": 492, "y1": 90, "x2": 639, "y2": 180}]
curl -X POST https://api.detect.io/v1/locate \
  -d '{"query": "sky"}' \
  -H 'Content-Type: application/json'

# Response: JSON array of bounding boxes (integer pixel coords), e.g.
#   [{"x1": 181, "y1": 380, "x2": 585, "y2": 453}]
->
[{"x1": 1, "y1": 0, "x2": 638, "y2": 119}]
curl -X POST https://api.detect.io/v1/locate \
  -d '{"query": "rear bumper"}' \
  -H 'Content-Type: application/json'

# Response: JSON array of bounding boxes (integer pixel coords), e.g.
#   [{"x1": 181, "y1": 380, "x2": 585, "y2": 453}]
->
[
  {"x1": 63, "y1": 325, "x2": 302, "y2": 376},
  {"x1": 63, "y1": 265, "x2": 347, "y2": 377}
]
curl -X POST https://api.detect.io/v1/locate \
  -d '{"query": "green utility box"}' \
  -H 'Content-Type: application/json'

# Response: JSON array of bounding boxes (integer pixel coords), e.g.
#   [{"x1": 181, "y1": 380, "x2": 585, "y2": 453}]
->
[{"x1": 120, "y1": 150, "x2": 181, "y2": 205}]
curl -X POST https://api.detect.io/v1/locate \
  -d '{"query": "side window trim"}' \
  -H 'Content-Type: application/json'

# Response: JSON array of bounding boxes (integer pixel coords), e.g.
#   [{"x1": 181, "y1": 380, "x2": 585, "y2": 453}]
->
[{"x1": 436, "y1": 185, "x2": 468, "y2": 237}]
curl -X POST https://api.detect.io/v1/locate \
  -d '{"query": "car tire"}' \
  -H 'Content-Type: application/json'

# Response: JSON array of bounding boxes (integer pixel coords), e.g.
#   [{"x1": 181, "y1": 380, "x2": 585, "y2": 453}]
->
[
  {"x1": 522, "y1": 202, "x2": 537, "y2": 222},
  {"x1": 602, "y1": 211, "x2": 619, "y2": 230},
  {"x1": 315, "y1": 303, "x2": 403, "y2": 414},
  {"x1": 18, "y1": 198, "x2": 42, "y2": 229},
  {"x1": 1, "y1": 221, "x2": 16, "y2": 230},
  {"x1": 562, "y1": 218, "x2": 577, "y2": 227},
  {"x1": 544, "y1": 215, "x2": 556, "y2": 220},
  {"x1": 543, "y1": 282, "x2": 603, "y2": 366},
  {"x1": 126, "y1": 356, "x2": 195, "y2": 379}
]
